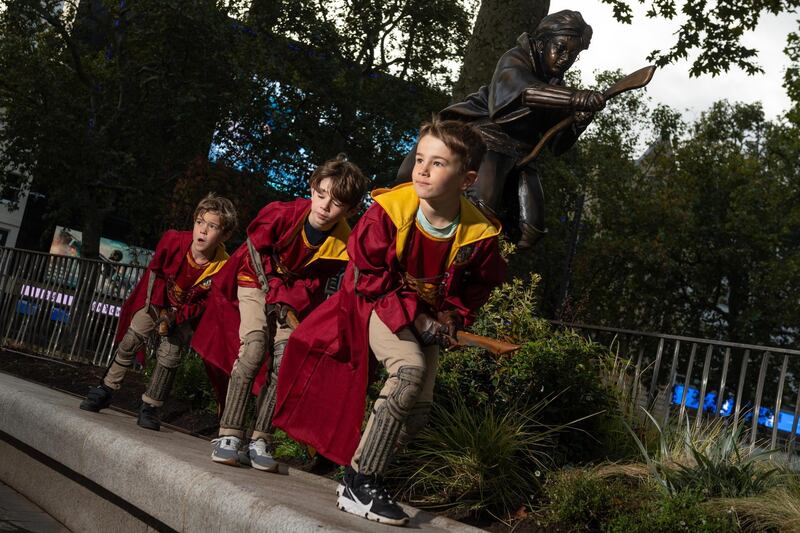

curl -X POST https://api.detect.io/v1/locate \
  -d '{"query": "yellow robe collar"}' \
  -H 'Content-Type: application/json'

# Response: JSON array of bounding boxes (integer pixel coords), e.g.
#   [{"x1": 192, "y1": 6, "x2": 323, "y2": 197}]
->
[
  {"x1": 303, "y1": 216, "x2": 351, "y2": 267},
  {"x1": 372, "y1": 182, "x2": 501, "y2": 266},
  {"x1": 193, "y1": 243, "x2": 229, "y2": 287}
]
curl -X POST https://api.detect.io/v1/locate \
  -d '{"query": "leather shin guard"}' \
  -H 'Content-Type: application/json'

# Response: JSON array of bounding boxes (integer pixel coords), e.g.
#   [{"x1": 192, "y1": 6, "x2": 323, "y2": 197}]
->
[
  {"x1": 219, "y1": 331, "x2": 266, "y2": 432},
  {"x1": 252, "y1": 339, "x2": 287, "y2": 437},
  {"x1": 397, "y1": 401, "x2": 432, "y2": 448},
  {"x1": 143, "y1": 363, "x2": 177, "y2": 406},
  {"x1": 359, "y1": 366, "x2": 424, "y2": 475}
]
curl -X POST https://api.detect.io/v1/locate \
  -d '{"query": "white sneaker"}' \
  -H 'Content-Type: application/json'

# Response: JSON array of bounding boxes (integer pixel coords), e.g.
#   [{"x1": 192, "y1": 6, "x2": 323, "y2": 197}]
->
[
  {"x1": 211, "y1": 436, "x2": 241, "y2": 466},
  {"x1": 248, "y1": 438, "x2": 279, "y2": 472}
]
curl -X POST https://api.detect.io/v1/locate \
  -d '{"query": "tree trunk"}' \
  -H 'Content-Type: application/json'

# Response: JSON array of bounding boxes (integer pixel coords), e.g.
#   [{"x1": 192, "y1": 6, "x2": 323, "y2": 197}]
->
[{"x1": 451, "y1": 0, "x2": 550, "y2": 102}]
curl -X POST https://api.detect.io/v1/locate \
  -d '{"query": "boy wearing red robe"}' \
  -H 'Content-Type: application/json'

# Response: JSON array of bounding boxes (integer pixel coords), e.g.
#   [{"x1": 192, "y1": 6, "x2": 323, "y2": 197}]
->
[
  {"x1": 80, "y1": 194, "x2": 238, "y2": 431},
  {"x1": 190, "y1": 155, "x2": 369, "y2": 472},
  {"x1": 272, "y1": 120, "x2": 507, "y2": 526}
]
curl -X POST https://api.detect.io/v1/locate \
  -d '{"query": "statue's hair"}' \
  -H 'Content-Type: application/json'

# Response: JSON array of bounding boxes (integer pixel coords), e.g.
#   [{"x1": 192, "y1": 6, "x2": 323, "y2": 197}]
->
[
  {"x1": 194, "y1": 193, "x2": 238, "y2": 236},
  {"x1": 533, "y1": 10, "x2": 592, "y2": 50},
  {"x1": 309, "y1": 153, "x2": 370, "y2": 208},
  {"x1": 418, "y1": 117, "x2": 486, "y2": 174}
]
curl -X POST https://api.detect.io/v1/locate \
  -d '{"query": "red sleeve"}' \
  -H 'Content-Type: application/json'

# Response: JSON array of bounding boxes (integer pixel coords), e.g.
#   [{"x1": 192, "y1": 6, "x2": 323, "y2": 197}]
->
[
  {"x1": 349, "y1": 204, "x2": 419, "y2": 332},
  {"x1": 443, "y1": 237, "x2": 507, "y2": 327},
  {"x1": 247, "y1": 201, "x2": 299, "y2": 253},
  {"x1": 146, "y1": 231, "x2": 179, "y2": 307}
]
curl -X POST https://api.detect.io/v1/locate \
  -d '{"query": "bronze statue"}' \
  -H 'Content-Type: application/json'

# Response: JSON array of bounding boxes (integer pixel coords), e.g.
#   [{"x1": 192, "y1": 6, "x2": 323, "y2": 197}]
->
[{"x1": 397, "y1": 10, "x2": 603, "y2": 249}]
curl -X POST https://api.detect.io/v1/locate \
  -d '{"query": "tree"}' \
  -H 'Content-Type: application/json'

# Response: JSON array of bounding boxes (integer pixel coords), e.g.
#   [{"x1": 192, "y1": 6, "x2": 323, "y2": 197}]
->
[
  {"x1": 600, "y1": 0, "x2": 800, "y2": 77},
  {"x1": 0, "y1": 0, "x2": 252, "y2": 256}
]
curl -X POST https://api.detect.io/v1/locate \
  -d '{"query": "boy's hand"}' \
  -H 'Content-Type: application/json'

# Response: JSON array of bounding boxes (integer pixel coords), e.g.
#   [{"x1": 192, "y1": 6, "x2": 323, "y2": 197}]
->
[
  {"x1": 435, "y1": 310, "x2": 462, "y2": 345},
  {"x1": 274, "y1": 303, "x2": 297, "y2": 328},
  {"x1": 413, "y1": 313, "x2": 443, "y2": 346},
  {"x1": 156, "y1": 308, "x2": 176, "y2": 336}
]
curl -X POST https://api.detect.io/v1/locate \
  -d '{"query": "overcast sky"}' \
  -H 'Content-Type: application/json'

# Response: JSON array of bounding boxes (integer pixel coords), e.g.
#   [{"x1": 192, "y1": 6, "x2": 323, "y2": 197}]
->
[{"x1": 548, "y1": 1, "x2": 797, "y2": 122}]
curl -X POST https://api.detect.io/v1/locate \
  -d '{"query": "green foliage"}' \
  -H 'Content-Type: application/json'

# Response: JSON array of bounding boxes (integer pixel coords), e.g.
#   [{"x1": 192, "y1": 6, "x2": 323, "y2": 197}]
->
[
  {"x1": 436, "y1": 274, "x2": 617, "y2": 463},
  {"x1": 171, "y1": 352, "x2": 218, "y2": 413},
  {"x1": 598, "y1": 0, "x2": 799, "y2": 77},
  {"x1": 626, "y1": 412, "x2": 779, "y2": 499},
  {"x1": 390, "y1": 398, "x2": 553, "y2": 517},
  {"x1": 604, "y1": 490, "x2": 735, "y2": 533},
  {"x1": 541, "y1": 469, "x2": 649, "y2": 531},
  {"x1": 539, "y1": 469, "x2": 734, "y2": 533}
]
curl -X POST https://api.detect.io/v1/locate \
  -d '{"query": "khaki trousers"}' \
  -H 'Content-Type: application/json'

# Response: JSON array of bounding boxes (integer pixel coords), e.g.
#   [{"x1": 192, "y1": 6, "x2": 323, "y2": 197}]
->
[{"x1": 350, "y1": 310, "x2": 439, "y2": 472}]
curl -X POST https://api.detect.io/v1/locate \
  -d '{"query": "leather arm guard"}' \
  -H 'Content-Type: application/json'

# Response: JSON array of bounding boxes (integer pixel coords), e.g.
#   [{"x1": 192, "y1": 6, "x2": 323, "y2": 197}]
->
[{"x1": 522, "y1": 84, "x2": 605, "y2": 111}]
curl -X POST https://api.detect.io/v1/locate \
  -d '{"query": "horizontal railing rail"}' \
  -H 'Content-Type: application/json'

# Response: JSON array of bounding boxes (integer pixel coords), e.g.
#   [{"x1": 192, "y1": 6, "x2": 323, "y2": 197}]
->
[{"x1": 552, "y1": 320, "x2": 800, "y2": 453}]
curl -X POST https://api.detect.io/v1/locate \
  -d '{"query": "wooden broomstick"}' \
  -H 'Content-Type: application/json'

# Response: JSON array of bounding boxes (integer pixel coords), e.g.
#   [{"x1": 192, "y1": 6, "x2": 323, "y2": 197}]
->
[
  {"x1": 517, "y1": 65, "x2": 657, "y2": 168},
  {"x1": 286, "y1": 310, "x2": 519, "y2": 356}
]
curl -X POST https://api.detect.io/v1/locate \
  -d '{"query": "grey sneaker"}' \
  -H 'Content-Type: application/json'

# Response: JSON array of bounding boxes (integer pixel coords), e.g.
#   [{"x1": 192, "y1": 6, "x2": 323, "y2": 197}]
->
[
  {"x1": 211, "y1": 436, "x2": 241, "y2": 466},
  {"x1": 248, "y1": 438, "x2": 279, "y2": 472}
]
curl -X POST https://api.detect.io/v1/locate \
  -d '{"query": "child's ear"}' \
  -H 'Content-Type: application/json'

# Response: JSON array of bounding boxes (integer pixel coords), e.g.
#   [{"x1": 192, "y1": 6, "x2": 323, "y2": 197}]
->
[{"x1": 462, "y1": 170, "x2": 478, "y2": 191}]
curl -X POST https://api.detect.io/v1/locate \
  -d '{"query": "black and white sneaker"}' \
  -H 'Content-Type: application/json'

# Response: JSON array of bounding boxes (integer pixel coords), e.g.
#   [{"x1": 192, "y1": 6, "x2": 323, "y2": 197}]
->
[{"x1": 337, "y1": 471, "x2": 409, "y2": 526}]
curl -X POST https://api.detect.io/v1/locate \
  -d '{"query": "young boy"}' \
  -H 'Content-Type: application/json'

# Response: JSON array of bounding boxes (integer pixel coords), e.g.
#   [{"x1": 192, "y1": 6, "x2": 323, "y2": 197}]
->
[
  {"x1": 80, "y1": 193, "x2": 238, "y2": 432},
  {"x1": 190, "y1": 154, "x2": 369, "y2": 472},
  {"x1": 272, "y1": 119, "x2": 508, "y2": 526}
]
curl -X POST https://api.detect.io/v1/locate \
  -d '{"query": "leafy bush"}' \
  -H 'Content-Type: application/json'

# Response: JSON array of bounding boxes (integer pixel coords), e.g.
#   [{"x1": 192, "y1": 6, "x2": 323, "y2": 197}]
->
[
  {"x1": 539, "y1": 468, "x2": 734, "y2": 533},
  {"x1": 390, "y1": 397, "x2": 558, "y2": 518},
  {"x1": 436, "y1": 274, "x2": 618, "y2": 462}
]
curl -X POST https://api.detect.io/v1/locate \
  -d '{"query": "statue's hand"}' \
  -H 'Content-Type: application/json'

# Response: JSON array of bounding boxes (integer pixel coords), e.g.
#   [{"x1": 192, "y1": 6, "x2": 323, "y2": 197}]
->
[
  {"x1": 570, "y1": 90, "x2": 605, "y2": 112},
  {"x1": 574, "y1": 111, "x2": 594, "y2": 128}
]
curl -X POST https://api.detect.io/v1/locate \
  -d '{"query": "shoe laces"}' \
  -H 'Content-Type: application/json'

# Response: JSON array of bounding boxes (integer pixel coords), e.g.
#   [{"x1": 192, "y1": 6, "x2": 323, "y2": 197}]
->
[
  {"x1": 211, "y1": 436, "x2": 240, "y2": 450},
  {"x1": 249, "y1": 438, "x2": 269, "y2": 455},
  {"x1": 360, "y1": 475, "x2": 395, "y2": 504}
]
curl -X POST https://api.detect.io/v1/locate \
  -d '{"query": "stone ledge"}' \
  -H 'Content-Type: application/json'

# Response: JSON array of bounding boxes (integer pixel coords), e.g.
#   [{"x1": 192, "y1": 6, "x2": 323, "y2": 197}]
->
[{"x1": 0, "y1": 372, "x2": 481, "y2": 532}]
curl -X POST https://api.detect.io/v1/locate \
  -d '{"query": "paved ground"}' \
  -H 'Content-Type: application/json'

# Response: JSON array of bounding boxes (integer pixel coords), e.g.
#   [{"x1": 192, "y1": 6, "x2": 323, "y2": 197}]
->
[
  {"x1": 0, "y1": 372, "x2": 481, "y2": 532},
  {"x1": 0, "y1": 480, "x2": 70, "y2": 533}
]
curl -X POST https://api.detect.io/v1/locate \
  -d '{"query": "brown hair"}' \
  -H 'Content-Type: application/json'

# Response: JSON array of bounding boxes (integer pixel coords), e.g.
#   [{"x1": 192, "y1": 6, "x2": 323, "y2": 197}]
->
[
  {"x1": 309, "y1": 154, "x2": 370, "y2": 208},
  {"x1": 418, "y1": 118, "x2": 487, "y2": 174},
  {"x1": 193, "y1": 193, "x2": 238, "y2": 236}
]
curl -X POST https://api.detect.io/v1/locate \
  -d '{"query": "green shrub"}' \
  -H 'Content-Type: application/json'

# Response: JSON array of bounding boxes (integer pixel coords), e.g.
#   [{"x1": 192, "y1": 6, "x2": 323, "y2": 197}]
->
[
  {"x1": 540, "y1": 469, "x2": 649, "y2": 531},
  {"x1": 390, "y1": 398, "x2": 558, "y2": 518},
  {"x1": 605, "y1": 491, "x2": 735, "y2": 533},
  {"x1": 436, "y1": 274, "x2": 618, "y2": 462}
]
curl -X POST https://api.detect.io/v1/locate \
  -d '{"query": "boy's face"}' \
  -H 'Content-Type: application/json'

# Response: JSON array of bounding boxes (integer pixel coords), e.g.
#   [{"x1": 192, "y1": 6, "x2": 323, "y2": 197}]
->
[
  {"x1": 412, "y1": 134, "x2": 476, "y2": 203},
  {"x1": 192, "y1": 211, "x2": 224, "y2": 257},
  {"x1": 541, "y1": 34, "x2": 582, "y2": 78},
  {"x1": 308, "y1": 177, "x2": 352, "y2": 231}
]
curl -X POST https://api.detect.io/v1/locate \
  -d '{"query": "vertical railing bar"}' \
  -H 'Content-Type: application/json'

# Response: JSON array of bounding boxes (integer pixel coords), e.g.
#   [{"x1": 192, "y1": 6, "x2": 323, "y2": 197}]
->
[
  {"x1": 46, "y1": 255, "x2": 72, "y2": 357},
  {"x1": 52, "y1": 256, "x2": 80, "y2": 358},
  {"x1": 69, "y1": 259, "x2": 96, "y2": 358},
  {"x1": 733, "y1": 349, "x2": 750, "y2": 432},
  {"x1": 82, "y1": 262, "x2": 104, "y2": 362},
  {"x1": 771, "y1": 354, "x2": 789, "y2": 450},
  {"x1": 37, "y1": 255, "x2": 63, "y2": 357},
  {"x1": 16, "y1": 253, "x2": 45, "y2": 347},
  {"x1": 750, "y1": 351, "x2": 771, "y2": 450},
  {"x1": 695, "y1": 344, "x2": 713, "y2": 428},
  {"x1": 649, "y1": 337, "x2": 665, "y2": 400},
  {"x1": 663, "y1": 340, "x2": 681, "y2": 427},
  {"x1": 631, "y1": 347, "x2": 644, "y2": 413},
  {"x1": 715, "y1": 347, "x2": 731, "y2": 420},
  {"x1": 0, "y1": 251, "x2": 27, "y2": 343},
  {"x1": 679, "y1": 343, "x2": 698, "y2": 421},
  {"x1": 788, "y1": 385, "x2": 800, "y2": 453}
]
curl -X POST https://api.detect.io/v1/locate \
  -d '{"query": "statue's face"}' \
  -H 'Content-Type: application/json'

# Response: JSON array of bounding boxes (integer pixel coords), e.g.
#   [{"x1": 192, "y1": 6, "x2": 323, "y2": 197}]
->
[{"x1": 540, "y1": 34, "x2": 582, "y2": 78}]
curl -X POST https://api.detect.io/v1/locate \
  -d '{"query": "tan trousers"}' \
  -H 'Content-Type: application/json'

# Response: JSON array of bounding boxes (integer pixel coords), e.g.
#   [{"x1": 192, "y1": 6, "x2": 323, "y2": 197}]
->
[
  {"x1": 103, "y1": 306, "x2": 156, "y2": 389},
  {"x1": 351, "y1": 310, "x2": 439, "y2": 472},
  {"x1": 218, "y1": 286, "x2": 292, "y2": 438}
]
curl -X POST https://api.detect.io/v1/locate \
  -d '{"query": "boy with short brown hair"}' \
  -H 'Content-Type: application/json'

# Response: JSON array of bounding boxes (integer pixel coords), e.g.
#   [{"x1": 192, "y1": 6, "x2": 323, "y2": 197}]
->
[
  {"x1": 272, "y1": 119, "x2": 507, "y2": 526},
  {"x1": 190, "y1": 154, "x2": 370, "y2": 471},
  {"x1": 80, "y1": 193, "x2": 237, "y2": 431}
]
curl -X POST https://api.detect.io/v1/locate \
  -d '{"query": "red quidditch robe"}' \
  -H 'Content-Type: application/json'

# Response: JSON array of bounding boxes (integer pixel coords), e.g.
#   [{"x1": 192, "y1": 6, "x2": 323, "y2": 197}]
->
[
  {"x1": 190, "y1": 199, "x2": 351, "y2": 385},
  {"x1": 272, "y1": 183, "x2": 508, "y2": 465},
  {"x1": 115, "y1": 230, "x2": 229, "y2": 363}
]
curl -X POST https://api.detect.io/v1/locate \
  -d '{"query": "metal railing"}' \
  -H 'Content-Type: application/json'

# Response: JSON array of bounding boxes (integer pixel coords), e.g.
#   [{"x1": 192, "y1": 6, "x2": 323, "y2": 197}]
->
[
  {"x1": 0, "y1": 247, "x2": 146, "y2": 367},
  {"x1": 553, "y1": 321, "x2": 800, "y2": 452}
]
